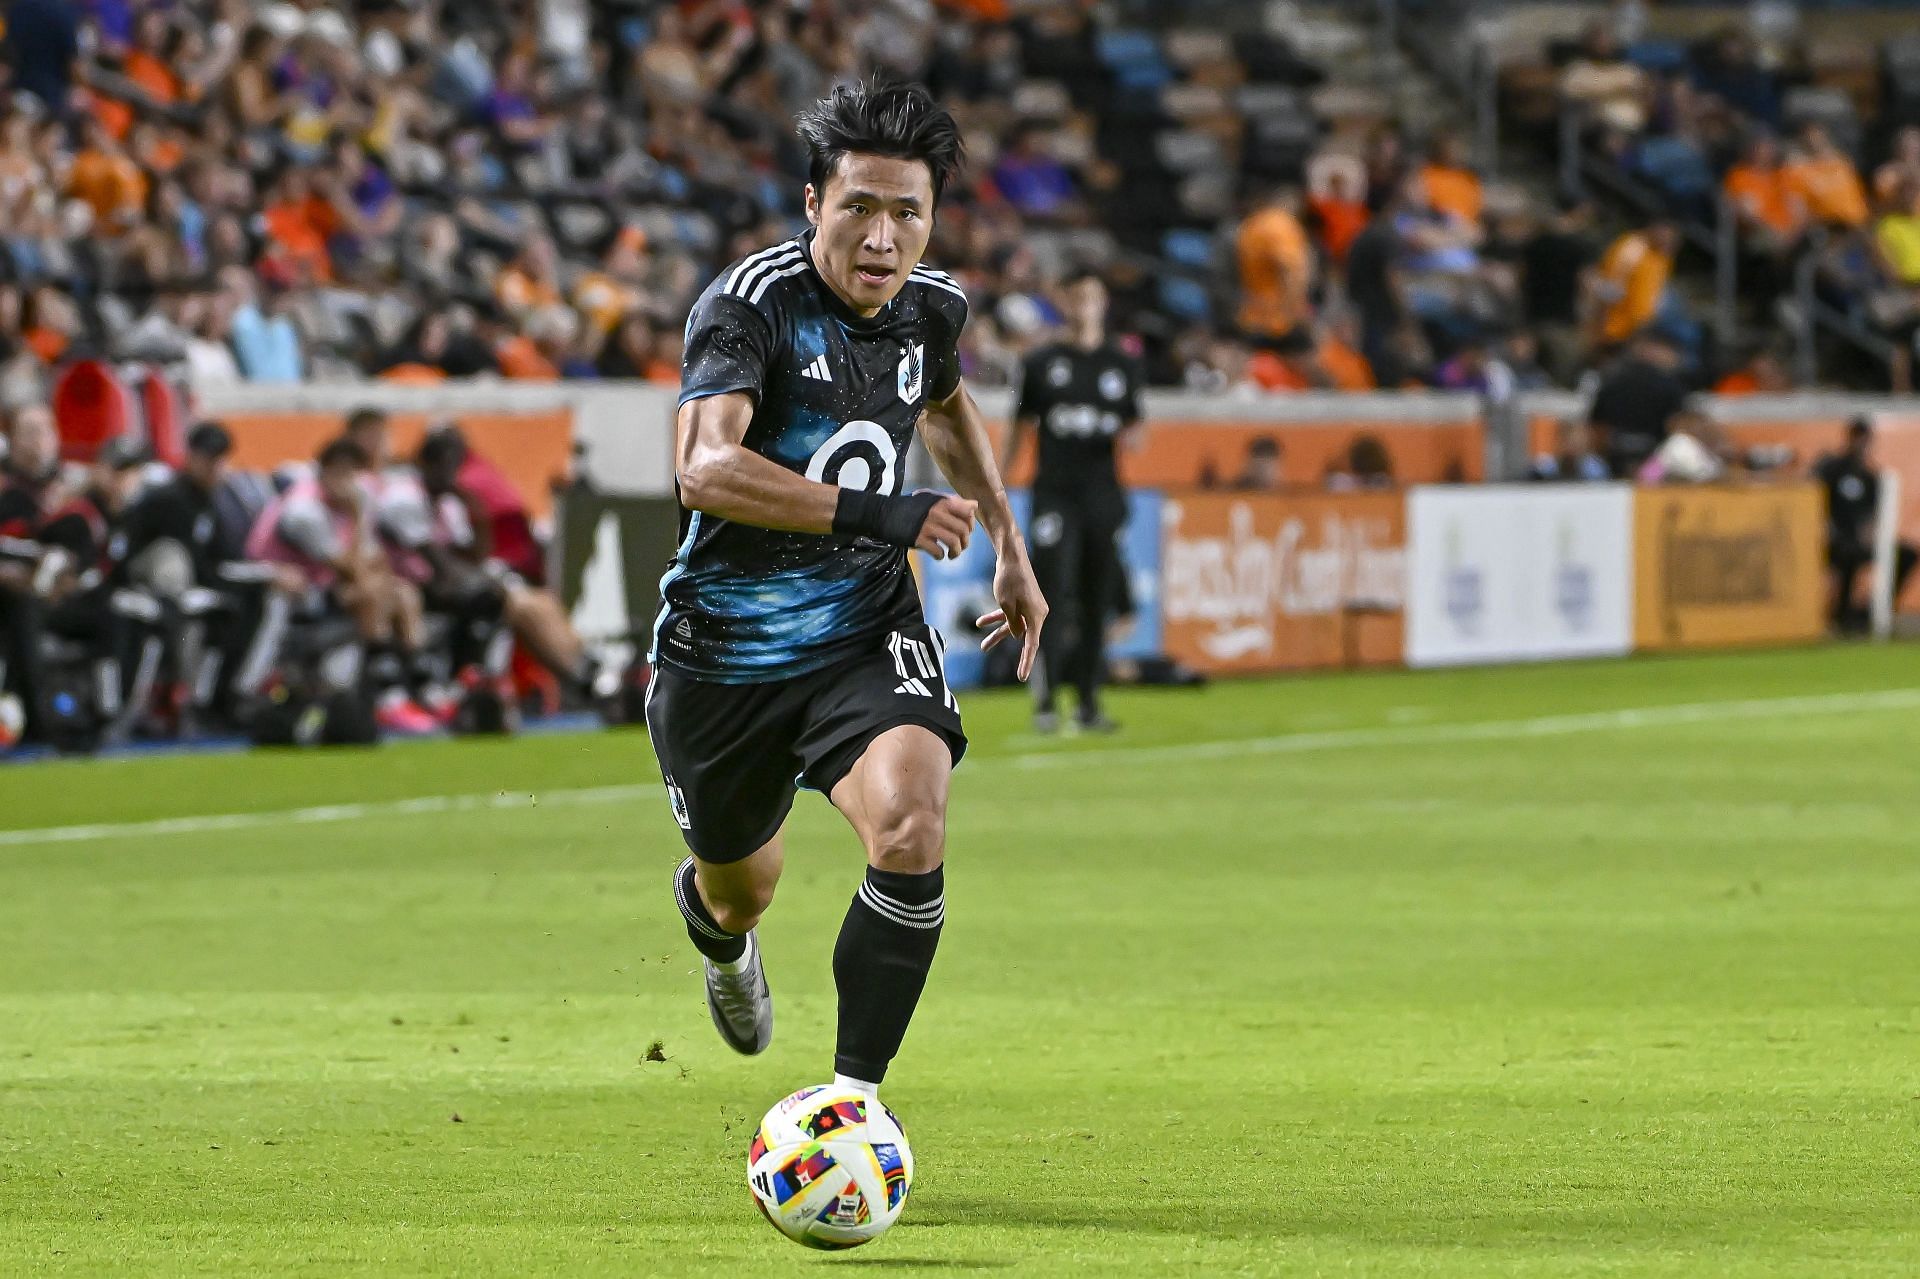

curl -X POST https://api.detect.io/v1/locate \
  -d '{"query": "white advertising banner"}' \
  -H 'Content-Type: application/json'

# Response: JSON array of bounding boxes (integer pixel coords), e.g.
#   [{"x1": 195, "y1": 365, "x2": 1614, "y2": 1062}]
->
[{"x1": 1406, "y1": 484, "x2": 1634, "y2": 667}]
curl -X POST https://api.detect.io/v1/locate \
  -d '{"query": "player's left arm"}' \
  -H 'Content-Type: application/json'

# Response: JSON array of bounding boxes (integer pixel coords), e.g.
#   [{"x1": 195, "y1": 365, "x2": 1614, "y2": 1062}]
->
[
  {"x1": 1119, "y1": 353, "x2": 1148, "y2": 454},
  {"x1": 919, "y1": 378, "x2": 1047, "y2": 680}
]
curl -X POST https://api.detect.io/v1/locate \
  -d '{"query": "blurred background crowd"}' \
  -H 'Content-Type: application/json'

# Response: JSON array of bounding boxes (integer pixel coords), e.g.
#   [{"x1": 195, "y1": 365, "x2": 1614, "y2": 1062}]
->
[{"x1": 0, "y1": 0, "x2": 1907, "y2": 409}]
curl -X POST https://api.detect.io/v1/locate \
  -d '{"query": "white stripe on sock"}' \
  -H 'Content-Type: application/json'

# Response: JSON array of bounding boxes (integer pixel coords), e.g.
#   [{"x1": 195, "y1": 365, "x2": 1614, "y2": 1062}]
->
[
  {"x1": 858, "y1": 883, "x2": 945, "y2": 930},
  {"x1": 676, "y1": 858, "x2": 734, "y2": 941}
]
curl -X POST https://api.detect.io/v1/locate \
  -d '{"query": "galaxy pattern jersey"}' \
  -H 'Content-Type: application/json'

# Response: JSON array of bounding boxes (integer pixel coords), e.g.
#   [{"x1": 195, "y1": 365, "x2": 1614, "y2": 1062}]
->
[{"x1": 652, "y1": 230, "x2": 968, "y2": 683}]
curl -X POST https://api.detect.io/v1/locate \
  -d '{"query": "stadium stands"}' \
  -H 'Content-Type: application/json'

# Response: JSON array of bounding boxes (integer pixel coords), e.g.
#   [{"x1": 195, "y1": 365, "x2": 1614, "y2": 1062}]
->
[{"x1": 4, "y1": 1, "x2": 1919, "y2": 758}]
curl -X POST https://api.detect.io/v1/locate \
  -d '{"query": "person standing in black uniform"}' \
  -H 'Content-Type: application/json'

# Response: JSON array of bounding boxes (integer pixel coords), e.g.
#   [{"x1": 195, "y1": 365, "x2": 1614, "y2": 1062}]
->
[
  {"x1": 1003, "y1": 269, "x2": 1142, "y2": 733},
  {"x1": 1814, "y1": 418, "x2": 1918, "y2": 632}
]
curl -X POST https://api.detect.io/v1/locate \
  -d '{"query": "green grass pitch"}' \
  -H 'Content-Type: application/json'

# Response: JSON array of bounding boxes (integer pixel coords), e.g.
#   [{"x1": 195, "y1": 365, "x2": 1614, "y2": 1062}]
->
[{"x1": 3, "y1": 646, "x2": 1919, "y2": 1276}]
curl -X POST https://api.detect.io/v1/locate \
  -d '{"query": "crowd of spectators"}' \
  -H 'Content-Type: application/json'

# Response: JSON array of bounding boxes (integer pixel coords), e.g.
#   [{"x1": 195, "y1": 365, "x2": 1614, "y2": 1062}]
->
[
  {"x1": 0, "y1": 398, "x2": 609, "y2": 752},
  {"x1": 1545, "y1": 12, "x2": 1920, "y2": 388},
  {"x1": 0, "y1": 0, "x2": 1342, "y2": 403},
  {"x1": 4, "y1": 0, "x2": 1916, "y2": 416}
]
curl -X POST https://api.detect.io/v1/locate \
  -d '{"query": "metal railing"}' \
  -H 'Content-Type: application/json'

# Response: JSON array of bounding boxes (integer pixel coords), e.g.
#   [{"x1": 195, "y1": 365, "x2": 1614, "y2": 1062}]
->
[
  {"x1": 1556, "y1": 108, "x2": 1738, "y2": 346},
  {"x1": 1791, "y1": 226, "x2": 1905, "y2": 389},
  {"x1": 1392, "y1": 0, "x2": 1501, "y2": 177}
]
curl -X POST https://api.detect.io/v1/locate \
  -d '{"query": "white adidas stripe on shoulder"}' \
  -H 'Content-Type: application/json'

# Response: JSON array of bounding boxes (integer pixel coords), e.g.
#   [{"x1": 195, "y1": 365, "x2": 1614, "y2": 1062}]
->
[
  {"x1": 910, "y1": 267, "x2": 967, "y2": 301},
  {"x1": 748, "y1": 260, "x2": 812, "y2": 305},
  {"x1": 725, "y1": 243, "x2": 803, "y2": 298}
]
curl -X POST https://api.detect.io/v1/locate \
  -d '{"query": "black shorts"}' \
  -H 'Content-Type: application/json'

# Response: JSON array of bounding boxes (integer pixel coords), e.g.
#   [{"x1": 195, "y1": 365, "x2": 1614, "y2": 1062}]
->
[{"x1": 645, "y1": 621, "x2": 967, "y2": 863}]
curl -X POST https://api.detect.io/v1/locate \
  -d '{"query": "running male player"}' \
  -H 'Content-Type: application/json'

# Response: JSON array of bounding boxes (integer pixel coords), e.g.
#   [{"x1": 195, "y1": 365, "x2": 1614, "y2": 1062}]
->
[
  {"x1": 650, "y1": 80, "x2": 1047, "y2": 1097},
  {"x1": 1001, "y1": 269, "x2": 1142, "y2": 733}
]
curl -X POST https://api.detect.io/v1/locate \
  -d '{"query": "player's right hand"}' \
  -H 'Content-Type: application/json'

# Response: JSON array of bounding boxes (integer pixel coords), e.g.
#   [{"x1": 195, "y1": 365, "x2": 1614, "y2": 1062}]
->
[{"x1": 914, "y1": 494, "x2": 976, "y2": 560}]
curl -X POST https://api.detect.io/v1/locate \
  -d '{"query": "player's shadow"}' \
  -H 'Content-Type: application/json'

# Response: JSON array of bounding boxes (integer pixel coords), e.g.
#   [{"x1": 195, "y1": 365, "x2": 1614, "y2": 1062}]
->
[
  {"x1": 824, "y1": 1262, "x2": 1013, "y2": 1270},
  {"x1": 914, "y1": 1196, "x2": 1272, "y2": 1238}
]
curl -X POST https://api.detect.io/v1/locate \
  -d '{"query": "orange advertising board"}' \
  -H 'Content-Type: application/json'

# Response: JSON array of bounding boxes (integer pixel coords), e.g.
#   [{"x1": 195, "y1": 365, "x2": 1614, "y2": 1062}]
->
[
  {"x1": 216, "y1": 409, "x2": 573, "y2": 520},
  {"x1": 1160, "y1": 490, "x2": 1407, "y2": 674},
  {"x1": 1632, "y1": 483, "x2": 1826, "y2": 650}
]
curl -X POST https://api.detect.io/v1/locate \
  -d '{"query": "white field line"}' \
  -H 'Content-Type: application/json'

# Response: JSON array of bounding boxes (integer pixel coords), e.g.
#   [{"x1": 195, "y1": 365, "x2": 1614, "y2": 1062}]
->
[
  {"x1": 1006, "y1": 687, "x2": 1920, "y2": 770},
  {"x1": 0, "y1": 783, "x2": 655, "y2": 849},
  {"x1": 2, "y1": 688, "x2": 1915, "y2": 849}
]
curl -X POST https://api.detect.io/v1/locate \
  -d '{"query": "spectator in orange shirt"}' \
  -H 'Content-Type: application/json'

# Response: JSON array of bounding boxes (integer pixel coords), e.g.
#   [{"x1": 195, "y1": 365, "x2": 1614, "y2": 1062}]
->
[
  {"x1": 1307, "y1": 168, "x2": 1369, "y2": 268},
  {"x1": 496, "y1": 234, "x2": 563, "y2": 320},
  {"x1": 487, "y1": 305, "x2": 570, "y2": 381},
  {"x1": 260, "y1": 167, "x2": 333, "y2": 284},
  {"x1": 1591, "y1": 220, "x2": 1679, "y2": 347},
  {"x1": 1725, "y1": 133, "x2": 1803, "y2": 247},
  {"x1": 1419, "y1": 129, "x2": 1483, "y2": 226},
  {"x1": 21, "y1": 285, "x2": 79, "y2": 365},
  {"x1": 573, "y1": 227, "x2": 650, "y2": 339},
  {"x1": 65, "y1": 116, "x2": 147, "y2": 235},
  {"x1": 1236, "y1": 185, "x2": 1315, "y2": 355},
  {"x1": 1314, "y1": 312, "x2": 1377, "y2": 391},
  {"x1": 1785, "y1": 122, "x2": 1869, "y2": 229},
  {"x1": 123, "y1": 10, "x2": 184, "y2": 106},
  {"x1": 1713, "y1": 347, "x2": 1791, "y2": 395}
]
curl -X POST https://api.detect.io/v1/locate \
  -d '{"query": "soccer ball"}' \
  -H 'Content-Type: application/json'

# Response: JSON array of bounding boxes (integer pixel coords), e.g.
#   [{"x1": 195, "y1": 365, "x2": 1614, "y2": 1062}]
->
[
  {"x1": 746, "y1": 1084, "x2": 913, "y2": 1250},
  {"x1": 0, "y1": 692, "x2": 23, "y2": 753}
]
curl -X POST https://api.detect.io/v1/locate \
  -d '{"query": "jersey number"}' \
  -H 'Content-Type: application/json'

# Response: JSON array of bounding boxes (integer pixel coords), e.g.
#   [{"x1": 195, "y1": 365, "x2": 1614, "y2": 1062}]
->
[
  {"x1": 888, "y1": 630, "x2": 957, "y2": 710},
  {"x1": 806, "y1": 420, "x2": 899, "y2": 495}
]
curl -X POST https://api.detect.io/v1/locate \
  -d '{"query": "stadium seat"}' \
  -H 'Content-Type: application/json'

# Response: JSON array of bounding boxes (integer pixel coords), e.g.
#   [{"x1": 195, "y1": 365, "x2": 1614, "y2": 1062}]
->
[
  {"x1": 50, "y1": 362, "x2": 135, "y2": 465},
  {"x1": 1155, "y1": 129, "x2": 1228, "y2": 175},
  {"x1": 1161, "y1": 229, "x2": 1218, "y2": 271},
  {"x1": 1157, "y1": 274, "x2": 1213, "y2": 323},
  {"x1": 135, "y1": 371, "x2": 186, "y2": 469},
  {"x1": 1625, "y1": 41, "x2": 1690, "y2": 74},
  {"x1": 1163, "y1": 29, "x2": 1232, "y2": 73}
]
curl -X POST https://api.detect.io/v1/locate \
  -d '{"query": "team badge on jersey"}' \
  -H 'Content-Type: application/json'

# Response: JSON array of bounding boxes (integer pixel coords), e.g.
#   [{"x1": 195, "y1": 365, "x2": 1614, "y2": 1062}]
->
[{"x1": 898, "y1": 343, "x2": 925, "y2": 404}]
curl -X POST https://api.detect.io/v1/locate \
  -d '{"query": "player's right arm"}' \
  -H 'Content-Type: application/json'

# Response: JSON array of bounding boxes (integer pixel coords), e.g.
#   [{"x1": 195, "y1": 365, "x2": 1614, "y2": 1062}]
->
[
  {"x1": 675, "y1": 281, "x2": 974, "y2": 558},
  {"x1": 675, "y1": 392, "x2": 972, "y2": 558}
]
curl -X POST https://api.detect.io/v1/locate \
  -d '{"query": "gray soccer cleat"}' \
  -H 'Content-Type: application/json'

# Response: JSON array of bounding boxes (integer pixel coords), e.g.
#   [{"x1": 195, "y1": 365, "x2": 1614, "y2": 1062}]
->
[{"x1": 704, "y1": 932, "x2": 773, "y2": 1055}]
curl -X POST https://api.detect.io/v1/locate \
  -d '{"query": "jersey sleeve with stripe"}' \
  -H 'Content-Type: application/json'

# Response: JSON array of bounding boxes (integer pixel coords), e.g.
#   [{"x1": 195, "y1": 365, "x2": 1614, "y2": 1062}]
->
[{"x1": 909, "y1": 264, "x2": 968, "y2": 402}]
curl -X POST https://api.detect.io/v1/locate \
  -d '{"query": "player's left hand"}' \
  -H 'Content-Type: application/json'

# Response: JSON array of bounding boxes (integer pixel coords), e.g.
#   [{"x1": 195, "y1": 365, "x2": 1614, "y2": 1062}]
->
[{"x1": 977, "y1": 555, "x2": 1047, "y2": 682}]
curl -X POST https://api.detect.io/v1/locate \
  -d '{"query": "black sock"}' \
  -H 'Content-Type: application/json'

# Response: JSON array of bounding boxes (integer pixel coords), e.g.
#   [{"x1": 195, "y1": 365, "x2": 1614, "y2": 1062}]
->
[
  {"x1": 673, "y1": 856, "x2": 747, "y2": 963},
  {"x1": 833, "y1": 865, "x2": 944, "y2": 1084}
]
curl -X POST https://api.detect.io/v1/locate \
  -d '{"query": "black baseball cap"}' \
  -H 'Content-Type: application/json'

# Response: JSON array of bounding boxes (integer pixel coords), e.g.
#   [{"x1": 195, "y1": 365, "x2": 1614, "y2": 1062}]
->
[{"x1": 186, "y1": 422, "x2": 234, "y2": 458}]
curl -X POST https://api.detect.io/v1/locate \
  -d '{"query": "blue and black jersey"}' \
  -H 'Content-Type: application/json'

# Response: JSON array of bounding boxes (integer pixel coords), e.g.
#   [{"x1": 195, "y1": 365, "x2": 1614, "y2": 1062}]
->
[{"x1": 653, "y1": 229, "x2": 969, "y2": 683}]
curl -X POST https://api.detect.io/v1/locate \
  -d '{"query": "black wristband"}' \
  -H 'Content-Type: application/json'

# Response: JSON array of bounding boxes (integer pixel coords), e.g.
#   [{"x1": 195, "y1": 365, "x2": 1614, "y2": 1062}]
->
[{"x1": 833, "y1": 489, "x2": 942, "y2": 547}]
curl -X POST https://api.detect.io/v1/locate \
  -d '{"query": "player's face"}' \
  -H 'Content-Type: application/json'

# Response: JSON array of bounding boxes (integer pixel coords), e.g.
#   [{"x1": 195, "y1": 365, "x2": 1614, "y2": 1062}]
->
[
  {"x1": 186, "y1": 452, "x2": 228, "y2": 490},
  {"x1": 319, "y1": 461, "x2": 362, "y2": 507},
  {"x1": 348, "y1": 423, "x2": 390, "y2": 469},
  {"x1": 806, "y1": 153, "x2": 935, "y2": 316},
  {"x1": 8, "y1": 408, "x2": 57, "y2": 473},
  {"x1": 1063, "y1": 277, "x2": 1107, "y2": 330}
]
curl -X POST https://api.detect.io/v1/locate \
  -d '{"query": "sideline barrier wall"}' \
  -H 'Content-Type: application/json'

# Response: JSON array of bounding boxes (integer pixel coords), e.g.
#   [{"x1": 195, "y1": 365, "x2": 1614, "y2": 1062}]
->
[
  {"x1": 1158, "y1": 490, "x2": 1407, "y2": 674},
  {"x1": 1405, "y1": 485, "x2": 1635, "y2": 668},
  {"x1": 1631, "y1": 484, "x2": 1827, "y2": 651},
  {"x1": 215, "y1": 408, "x2": 573, "y2": 520}
]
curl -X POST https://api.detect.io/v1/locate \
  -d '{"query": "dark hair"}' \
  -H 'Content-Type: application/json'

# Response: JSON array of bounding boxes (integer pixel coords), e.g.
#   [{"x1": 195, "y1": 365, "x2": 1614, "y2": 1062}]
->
[
  {"x1": 1848, "y1": 416, "x2": 1873, "y2": 441},
  {"x1": 417, "y1": 427, "x2": 469, "y2": 473},
  {"x1": 344, "y1": 406, "x2": 388, "y2": 437},
  {"x1": 317, "y1": 438, "x2": 370, "y2": 471},
  {"x1": 795, "y1": 78, "x2": 965, "y2": 206},
  {"x1": 186, "y1": 421, "x2": 233, "y2": 458},
  {"x1": 1061, "y1": 266, "x2": 1105, "y2": 289},
  {"x1": 1248, "y1": 435, "x2": 1282, "y2": 459}
]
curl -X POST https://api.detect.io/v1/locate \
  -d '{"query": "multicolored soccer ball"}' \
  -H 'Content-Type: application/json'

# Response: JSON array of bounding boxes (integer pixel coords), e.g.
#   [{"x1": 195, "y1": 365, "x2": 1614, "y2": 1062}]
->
[{"x1": 746, "y1": 1084, "x2": 913, "y2": 1249}]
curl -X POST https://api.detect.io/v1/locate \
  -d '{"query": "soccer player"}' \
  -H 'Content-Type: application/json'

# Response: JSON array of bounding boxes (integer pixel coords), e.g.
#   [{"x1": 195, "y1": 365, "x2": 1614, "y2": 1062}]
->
[
  {"x1": 1000, "y1": 269, "x2": 1143, "y2": 733},
  {"x1": 650, "y1": 80, "x2": 1046, "y2": 1097}
]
